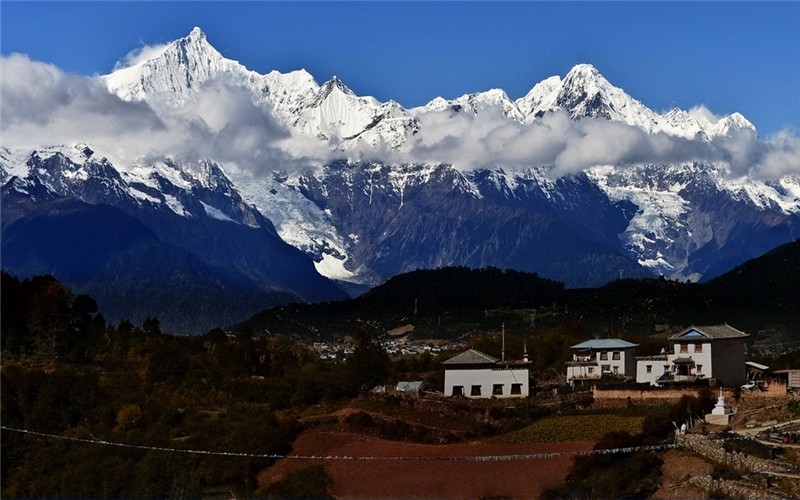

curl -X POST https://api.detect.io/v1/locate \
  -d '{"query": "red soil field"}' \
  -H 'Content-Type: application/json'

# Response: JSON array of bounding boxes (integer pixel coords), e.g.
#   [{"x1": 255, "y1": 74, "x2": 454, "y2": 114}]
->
[{"x1": 260, "y1": 431, "x2": 594, "y2": 499}]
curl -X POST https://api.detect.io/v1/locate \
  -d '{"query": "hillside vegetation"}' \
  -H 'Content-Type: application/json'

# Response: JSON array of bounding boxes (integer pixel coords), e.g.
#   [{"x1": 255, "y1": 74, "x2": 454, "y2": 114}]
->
[
  {"x1": 242, "y1": 239, "x2": 800, "y2": 351},
  {"x1": 2, "y1": 240, "x2": 798, "y2": 497}
]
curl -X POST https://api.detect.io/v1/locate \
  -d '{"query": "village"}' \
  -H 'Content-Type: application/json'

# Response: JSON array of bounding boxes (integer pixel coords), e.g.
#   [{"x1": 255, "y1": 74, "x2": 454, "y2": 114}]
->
[
  {"x1": 296, "y1": 322, "x2": 800, "y2": 499},
  {"x1": 313, "y1": 323, "x2": 800, "y2": 406}
]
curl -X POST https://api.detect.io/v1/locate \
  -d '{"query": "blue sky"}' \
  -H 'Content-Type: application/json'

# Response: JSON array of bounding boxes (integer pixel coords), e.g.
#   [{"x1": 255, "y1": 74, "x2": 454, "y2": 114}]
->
[{"x1": 2, "y1": 1, "x2": 798, "y2": 136}]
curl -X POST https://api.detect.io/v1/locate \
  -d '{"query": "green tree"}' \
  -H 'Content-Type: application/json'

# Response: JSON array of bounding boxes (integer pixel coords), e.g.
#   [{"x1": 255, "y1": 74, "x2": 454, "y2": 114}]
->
[{"x1": 344, "y1": 328, "x2": 389, "y2": 392}]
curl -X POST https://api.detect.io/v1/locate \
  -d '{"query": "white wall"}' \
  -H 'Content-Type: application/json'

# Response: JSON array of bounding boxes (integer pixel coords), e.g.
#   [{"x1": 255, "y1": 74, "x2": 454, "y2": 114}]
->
[
  {"x1": 444, "y1": 367, "x2": 529, "y2": 398},
  {"x1": 567, "y1": 364, "x2": 600, "y2": 382},
  {"x1": 636, "y1": 340, "x2": 746, "y2": 386},
  {"x1": 636, "y1": 358, "x2": 670, "y2": 385},
  {"x1": 567, "y1": 348, "x2": 637, "y2": 383},
  {"x1": 673, "y1": 341, "x2": 712, "y2": 377}
]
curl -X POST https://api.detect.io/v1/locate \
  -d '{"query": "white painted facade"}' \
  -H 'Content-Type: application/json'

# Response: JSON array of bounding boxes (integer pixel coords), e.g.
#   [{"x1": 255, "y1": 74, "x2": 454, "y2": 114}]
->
[
  {"x1": 635, "y1": 356, "x2": 670, "y2": 386},
  {"x1": 565, "y1": 339, "x2": 638, "y2": 384},
  {"x1": 635, "y1": 325, "x2": 748, "y2": 387},
  {"x1": 444, "y1": 366, "x2": 530, "y2": 398},
  {"x1": 441, "y1": 349, "x2": 530, "y2": 398}
]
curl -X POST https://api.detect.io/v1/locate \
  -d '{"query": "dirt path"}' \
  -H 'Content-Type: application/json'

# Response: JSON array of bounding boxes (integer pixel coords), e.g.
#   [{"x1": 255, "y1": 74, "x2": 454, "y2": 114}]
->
[{"x1": 260, "y1": 431, "x2": 594, "y2": 499}]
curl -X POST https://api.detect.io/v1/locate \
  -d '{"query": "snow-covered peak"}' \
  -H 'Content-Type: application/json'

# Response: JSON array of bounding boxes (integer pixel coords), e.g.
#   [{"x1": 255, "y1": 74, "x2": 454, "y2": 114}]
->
[
  {"x1": 660, "y1": 108, "x2": 706, "y2": 139},
  {"x1": 420, "y1": 96, "x2": 453, "y2": 113},
  {"x1": 297, "y1": 75, "x2": 389, "y2": 142},
  {"x1": 515, "y1": 75, "x2": 562, "y2": 121},
  {"x1": 96, "y1": 28, "x2": 761, "y2": 156},
  {"x1": 671, "y1": 108, "x2": 756, "y2": 140},
  {"x1": 555, "y1": 64, "x2": 661, "y2": 131},
  {"x1": 188, "y1": 26, "x2": 206, "y2": 40},
  {"x1": 709, "y1": 112, "x2": 756, "y2": 138},
  {"x1": 562, "y1": 63, "x2": 606, "y2": 90},
  {"x1": 513, "y1": 64, "x2": 664, "y2": 133},
  {"x1": 102, "y1": 27, "x2": 249, "y2": 105},
  {"x1": 442, "y1": 88, "x2": 524, "y2": 122},
  {"x1": 312, "y1": 76, "x2": 358, "y2": 107}
]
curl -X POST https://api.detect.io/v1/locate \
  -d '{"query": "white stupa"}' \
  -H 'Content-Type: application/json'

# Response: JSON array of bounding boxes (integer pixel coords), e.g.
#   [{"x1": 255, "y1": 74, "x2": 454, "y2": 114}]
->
[{"x1": 705, "y1": 388, "x2": 733, "y2": 425}]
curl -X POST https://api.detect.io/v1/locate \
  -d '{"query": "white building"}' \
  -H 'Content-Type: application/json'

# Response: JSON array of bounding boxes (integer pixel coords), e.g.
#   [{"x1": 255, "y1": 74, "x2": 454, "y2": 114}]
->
[
  {"x1": 442, "y1": 349, "x2": 530, "y2": 398},
  {"x1": 565, "y1": 339, "x2": 638, "y2": 384},
  {"x1": 636, "y1": 324, "x2": 749, "y2": 387},
  {"x1": 636, "y1": 354, "x2": 671, "y2": 386}
]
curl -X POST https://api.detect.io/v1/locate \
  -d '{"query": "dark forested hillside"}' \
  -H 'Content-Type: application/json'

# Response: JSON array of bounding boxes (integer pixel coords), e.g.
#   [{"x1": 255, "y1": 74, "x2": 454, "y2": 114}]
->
[
  {"x1": 0, "y1": 272, "x2": 383, "y2": 498},
  {"x1": 240, "y1": 240, "x2": 800, "y2": 342}
]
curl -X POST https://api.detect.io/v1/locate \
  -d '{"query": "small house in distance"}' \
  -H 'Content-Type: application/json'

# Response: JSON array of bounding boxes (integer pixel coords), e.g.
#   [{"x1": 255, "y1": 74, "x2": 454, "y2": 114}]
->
[
  {"x1": 636, "y1": 324, "x2": 749, "y2": 387},
  {"x1": 442, "y1": 349, "x2": 530, "y2": 398},
  {"x1": 565, "y1": 339, "x2": 638, "y2": 385}
]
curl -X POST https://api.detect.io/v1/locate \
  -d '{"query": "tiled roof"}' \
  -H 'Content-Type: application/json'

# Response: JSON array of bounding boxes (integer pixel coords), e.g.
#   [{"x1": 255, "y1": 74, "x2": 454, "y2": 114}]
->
[
  {"x1": 571, "y1": 339, "x2": 638, "y2": 350},
  {"x1": 441, "y1": 349, "x2": 498, "y2": 365},
  {"x1": 671, "y1": 324, "x2": 749, "y2": 341}
]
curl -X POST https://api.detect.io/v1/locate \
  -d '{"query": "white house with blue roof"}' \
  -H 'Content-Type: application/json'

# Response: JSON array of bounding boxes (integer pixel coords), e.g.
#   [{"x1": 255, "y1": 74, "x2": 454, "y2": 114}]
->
[{"x1": 566, "y1": 338, "x2": 638, "y2": 384}]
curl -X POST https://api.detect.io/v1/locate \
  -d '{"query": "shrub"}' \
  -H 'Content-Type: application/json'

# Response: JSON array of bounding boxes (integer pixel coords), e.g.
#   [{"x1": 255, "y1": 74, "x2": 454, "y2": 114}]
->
[
  {"x1": 261, "y1": 465, "x2": 333, "y2": 499},
  {"x1": 723, "y1": 438, "x2": 781, "y2": 459}
]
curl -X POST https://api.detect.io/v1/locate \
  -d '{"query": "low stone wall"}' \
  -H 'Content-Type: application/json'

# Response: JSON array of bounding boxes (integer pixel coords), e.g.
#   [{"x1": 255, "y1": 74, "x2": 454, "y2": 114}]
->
[
  {"x1": 687, "y1": 474, "x2": 784, "y2": 500},
  {"x1": 677, "y1": 433, "x2": 795, "y2": 500},
  {"x1": 593, "y1": 380, "x2": 787, "y2": 407},
  {"x1": 741, "y1": 380, "x2": 787, "y2": 398},
  {"x1": 678, "y1": 434, "x2": 781, "y2": 473},
  {"x1": 592, "y1": 386, "x2": 713, "y2": 407}
]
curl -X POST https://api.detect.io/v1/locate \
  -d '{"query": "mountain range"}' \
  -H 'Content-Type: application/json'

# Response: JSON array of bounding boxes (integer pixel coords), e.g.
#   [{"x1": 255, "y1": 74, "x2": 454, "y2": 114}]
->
[{"x1": 2, "y1": 27, "x2": 798, "y2": 332}]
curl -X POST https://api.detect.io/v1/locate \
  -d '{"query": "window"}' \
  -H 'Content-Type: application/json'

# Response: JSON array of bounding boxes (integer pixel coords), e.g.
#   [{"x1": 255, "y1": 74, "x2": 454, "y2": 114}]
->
[
  {"x1": 492, "y1": 384, "x2": 504, "y2": 396},
  {"x1": 600, "y1": 352, "x2": 608, "y2": 360},
  {"x1": 588, "y1": 367, "x2": 595, "y2": 374},
  {"x1": 612, "y1": 351, "x2": 620, "y2": 360},
  {"x1": 470, "y1": 385, "x2": 482, "y2": 397},
  {"x1": 510, "y1": 383, "x2": 522, "y2": 395},
  {"x1": 680, "y1": 344, "x2": 689, "y2": 353},
  {"x1": 452, "y1": 386, "x2": 464, "y2": 397},
  {"x1": 613, "y1": 366, "x2": 619, "y2": 374},
  {"x1": 646, "y1": 365, "x2": 653, "y2": 373},
  {"x1": 694, "y1": 343, "x2": 703, "y2": 353},
  {"x1": 602, "y1": 365, "x2": 611, "y2": 373},
  {"x1": 696, "y1": 365, "x2": 703, "y2": 373}
]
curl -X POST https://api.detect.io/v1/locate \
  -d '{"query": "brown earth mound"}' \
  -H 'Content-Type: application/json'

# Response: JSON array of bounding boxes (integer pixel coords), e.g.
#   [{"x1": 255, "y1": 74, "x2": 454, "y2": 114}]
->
[{"x1": 259, "y1": 430, "x2": 594, "y2": 499}]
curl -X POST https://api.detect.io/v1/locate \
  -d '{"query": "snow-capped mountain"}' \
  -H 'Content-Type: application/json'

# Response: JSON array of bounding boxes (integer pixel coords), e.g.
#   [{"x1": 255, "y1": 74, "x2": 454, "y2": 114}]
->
[
  {"x1": 103, "y1": 27, "x2": 253, "y2": 106},
  {"x1": 3, "y1": 27, "x2": 799, "y2": 333},
  {"x1": 0, "y1": 144, "x2": 346, "y2": 332},
  {"x1": 101, "y1": 28, "x2": 754, "y2": 151}
]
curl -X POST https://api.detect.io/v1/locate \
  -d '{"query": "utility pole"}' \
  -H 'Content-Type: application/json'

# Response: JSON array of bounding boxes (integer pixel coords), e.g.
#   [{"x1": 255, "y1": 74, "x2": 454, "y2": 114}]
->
[{"x1": 501, "y1": 322, "x2": 505, "y2": 362}]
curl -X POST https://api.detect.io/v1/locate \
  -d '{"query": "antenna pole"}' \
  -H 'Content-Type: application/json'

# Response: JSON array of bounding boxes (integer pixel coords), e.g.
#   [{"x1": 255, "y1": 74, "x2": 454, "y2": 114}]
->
[{"x1": 501, "y1": 322, "x2": 505, "y2": 362}]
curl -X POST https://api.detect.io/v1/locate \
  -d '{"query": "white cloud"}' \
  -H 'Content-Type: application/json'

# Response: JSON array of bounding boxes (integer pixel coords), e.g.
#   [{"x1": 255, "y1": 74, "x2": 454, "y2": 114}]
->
[
  {"x1": 0, "y1": 54, "x2": 166, "y2": 150},
  {"x1": 749, "y1": 128, "x2": 800, "y2": 179},
  {"x1": 112, "y1": 43, "x2": 170, "y2": 71},
  {"x1": 0, "y1": 54, "x2": 309, "y2": 175},
  {"x1": 2, "y1": 54, "x2": 798, "y2": 182},
  {"x1": 402, "y1": 106, "x2": 800, "y2": 179},
  {"x1": 688, "y1": 105, "x2": 719, "y2": 128}
]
